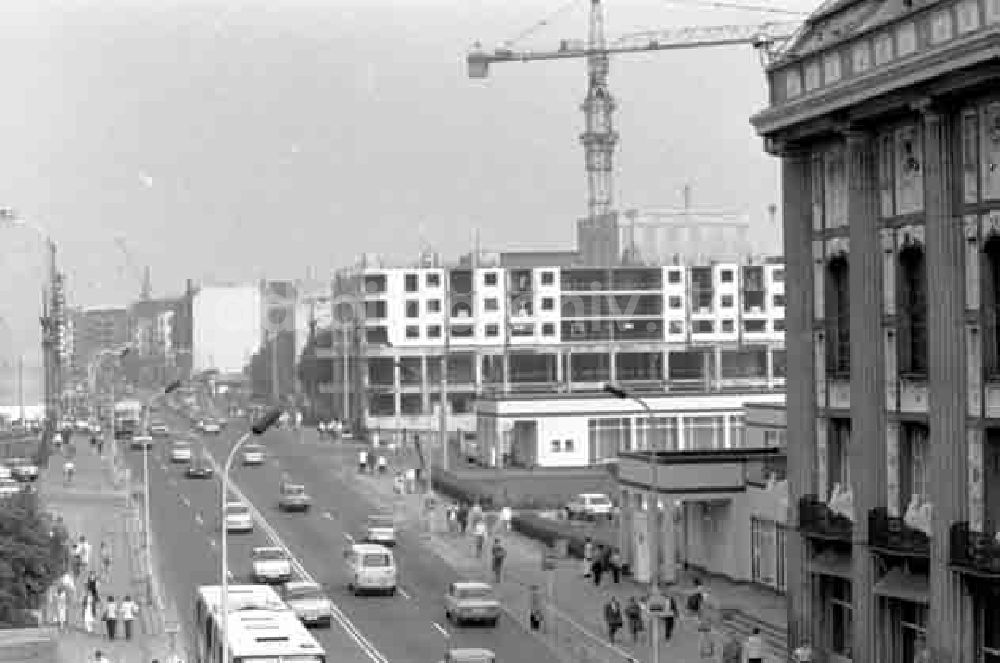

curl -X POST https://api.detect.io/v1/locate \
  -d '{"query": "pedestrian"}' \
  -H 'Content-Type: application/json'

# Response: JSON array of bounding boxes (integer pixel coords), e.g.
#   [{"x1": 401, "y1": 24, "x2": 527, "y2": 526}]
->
[
  {"x1": 457, "y1": 503, "x2": 469, "y2": 534},
  {"x1": 698, "y1": 616, "x2": 715, "y2": 660},
  {"x1": 500, "y1": 504, "x2": 512, "y2": 532},
  {"x1": 82, "y1": 592, "x2": 96, "y2": 634},
  {"x1": 377, "y1": 455, "x2": 387, "y2": 474},
  {"x1": 721, "y1": 633, "x2": 742, "y2": 663},
  {"x1": 582, "y1": 537, "x2": 595, "y2": 578},
  {"x1": 85, "y1": 571, "x2": 100, "y2": 606},
  {"x1": 63, "y1": 459, "x2": 75, "y2": 486},
  {"x1": 73, "y1": 536, "x2": 92, "y2": 579},
  {"x1": 446, "y1": 504, "x2": 458, "y2": 534},
  {"x1": 609, "y1": 547, "x2": 622, "y2": 584},
  {"x1": 687, "y1": 577, "x2": 705, "y2": 617},
  {"x1": 100, "y1": 542, "x2": 112, "y2": 582},
  {"x1": 103, "y1": 596, "x2": 117, "y2": 640},
  {"x1": 603, "y1": 596, "x2": 623, "y2": 643},
  {"x1": 92, "y1": 649, "x2": 110, "y2": 663},
  {"x1": 469, "y1": 501, "x2": 484, "y2": 527},
  {"x1": 473, "y1": 518, "x2": 488, "y2": 558},
  {"x1": 591, "y1": 555, "x2": 604, "y2": 586},
  {"x1": 55, "y1": 587, "x2": 68, "y2": 632},
  {"x1": 119, "y1": 595, "x2": 138, "y2": 640},
  {"x1": 490, "y1": 538, "x2": 507, "y2": 583},
  {"x1": 358, "y1": 449, "x2": 368, "y2": 473},
  {"x1": 96, "y1": 437, "x2": 104, "y2": 456},
  {"x1": 661, "y1": 593, "x2": 678, "y2": 640},
  {"x1": 624, "y1": 597, "x2": 643, "y2": 644}
]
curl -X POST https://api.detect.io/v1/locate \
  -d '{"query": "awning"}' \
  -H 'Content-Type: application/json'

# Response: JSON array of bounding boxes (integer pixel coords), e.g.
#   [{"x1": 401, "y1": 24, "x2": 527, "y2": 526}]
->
[
  {"x1": 873, "y1": 568, "x2": 929, "y2": 604},
  {"x1": 810, "y1": 550, "x2": 852, "y2": 578}
]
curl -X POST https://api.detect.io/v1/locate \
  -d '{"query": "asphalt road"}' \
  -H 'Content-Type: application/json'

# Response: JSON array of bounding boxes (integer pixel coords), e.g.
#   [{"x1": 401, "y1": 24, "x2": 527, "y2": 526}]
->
[
  {"x1": 138, "y1": 410, "x2": 562, "y2": 663},
  {"x1": 121, "y1": 431, "x2": 375, "y2": 663}
]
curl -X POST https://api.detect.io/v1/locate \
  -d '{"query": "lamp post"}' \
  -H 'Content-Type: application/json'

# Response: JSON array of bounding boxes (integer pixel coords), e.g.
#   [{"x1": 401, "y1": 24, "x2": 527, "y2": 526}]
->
[
  {"x1": 100, "y1": 346, "x2": 131, "y2": 458},
  {"x1": 603, "y1": 382, "x2": 666, "y2": 663},
  {"x1": 141, "y1": 379, "x2": 181, "y2": 605},
  {"x1": 221, "y1": 407, "x2": 282, "y2": 663}
]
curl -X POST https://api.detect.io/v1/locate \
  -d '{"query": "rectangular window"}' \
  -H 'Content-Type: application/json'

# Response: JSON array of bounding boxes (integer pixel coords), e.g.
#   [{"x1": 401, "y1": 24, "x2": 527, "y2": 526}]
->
[
  {"x1": 427, "y1": 325, "x2": 441, "y2": 339},
  {"x1": 364, "y1": 301, "x2": 387, "y2": 319},
  {"x1": 693, "y1": 320, "x2": 714, "y2": 334},
  {"x1": 588, "y1": 418, "x2": 632, "y2": 460},
  {"x1": 898, "y1": 247, "x2": 928, "y2": 376},
  {"x1": 667, "y1": 270, "x2": 682, "y2": 284},
  {"x1": 899, "y1": 423, "x2": 929, "y2": 513},
  {"x1": 744, "y1": 320, "x2": 766, "y2": 333},
  {"x1": 485, "y1": 324, "x2": 499, "y2": 338},
  {"x1": 720, "y1": 269, "x2": 734, "y2": 283},
  {"x1": 983, "y1": 102, "x2": 1000, "y2": 200},
  {"x1": 426, "y1": 299, "x2": 441, "y2": 313},
  {"x1": 825, "y1": 577, "x2": 853, "y2": 657},
  {"x1": 825, "y1": 257, "x2": 850, "y2": 376},
  {"x1": 879, "y1": 132, "x2": 896, "y2": 217},
  {"x1": 964, "y1": 109, "x2": 980, "y2": 204},
  {"x1": 721, "y1": 294, "x2": 734, "y2": 308},
  {"x1": 669, "y1": 296, "x2": 683, "y2": 309},
  {"x1": 895, "y1": 125, "x2": 925, "y2": 214},
  {"x1": 540, "y1": 271, "x2": 555, "y2": 286},
  {"x1": 721, "y1": 320, "x2": 734, "y2": 333},
  {"x1": 484, "y1": 298, "x2": 499, "y2": 312},
  {"x1": 426, "y1": 273, "x2": 440, "y2": 288},
  {"x1": 668, "y1": 321, "x2": 684, "y2": 335},
  {"x1": 687, "y1": 416, "x2": 720, "y2": 450},
  {"x1": 774, "y1": 319, "x2": 786, "y2": 332},
  {"x1": 405, "y1": 325, "x2": 419, "y2": 339},
  {"x1": 405, "y1": 300, "x2": 419, "y2": 318},
  {"x1": 824, "y1": 147, "x2": 848, "y2": 228},
  {"x1": 484, "y1": 272, "x2": 498, "y2": 286},
  {"x1": 828, "y1": 418, "x2": 851, "y2": 496},
  {"x1": 563, "y1": 439, "x2": 575, "y2": 452},
  {"x1": 550, "y1": 440, "x2": 561, "y2": 453},
  {"x1": 404, "y1": 274, "x2": 419, "y2": 292},
  {"x1": 541, "y1": 297, "x2": 555, "y2": 311},
  {"x1": 812, "y1": 153, "x2": 825, "y2": 231},
  {"x1": 986, "y1": 241, "x2": 1000, "y2": 374},
  {"x1": 542, "y1": 323, "x2": 556, "y2": 336},
  {"x1": 750, "y1": 517, "x2": 777, "y2": 587}
]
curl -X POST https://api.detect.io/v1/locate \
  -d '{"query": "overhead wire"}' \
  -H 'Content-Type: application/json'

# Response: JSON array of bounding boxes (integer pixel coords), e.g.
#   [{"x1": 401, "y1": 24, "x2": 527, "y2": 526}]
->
[
  {"x1": 661, "y1": 0, "x2": 810, "y2": 16},
  {"x1": 501, "y1": 0, "x2": 586, "y2": 48}
]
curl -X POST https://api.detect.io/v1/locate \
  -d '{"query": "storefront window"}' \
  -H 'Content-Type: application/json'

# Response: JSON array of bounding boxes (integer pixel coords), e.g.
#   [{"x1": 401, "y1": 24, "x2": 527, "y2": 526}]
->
[
  {"x1": 587, "y1": 418, "x2": 632, "y2": 461},
  {"x1": 635, "y1": 417, "x2": 676, "y2": 451},
  {"x1": 687, "y1": 416, "x2": 721, "y2": 450},
  {"x1": 982, "y1": 600, "x2": 1000, "y2": 663},
  {"x1": 825, "y1": 577, "x2": 853, "y2": 658}
]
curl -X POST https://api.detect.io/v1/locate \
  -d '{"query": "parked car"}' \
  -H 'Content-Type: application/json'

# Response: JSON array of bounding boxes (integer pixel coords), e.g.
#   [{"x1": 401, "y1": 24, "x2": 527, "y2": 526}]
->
[
  {"x1": 441, "y1": 649, "x2": 496, "y2": 663},
  {"x1": 444, "y1": 582, "x2": 501, "y2": 627},
  {"x1": 242, "y1": 444, "x2": 265, "y2": 466},
  {"x1": 169, "y1": 441, "x2": 193, "y2": 463},
  {"x1": 150, "y1": 421, "x2": 170, "y2": 437},
  {"x1": 282, "y1": 581, "x2": 333, "y2": 628},
  {"x1": 6, "y1": 457, "x2": 39, "y2": 482},
  {"x1": 565, "y1": 493, "x2": 614, "y2": 520},
  {"x1": 186, "y1": 461, "x2": 214, "y2": 479},
  {"x1": 203, "y1": 420, "x2": 221, "y2": 435},
  {"x1": 130, "y1": 435, "x2": 154, "y2": 451},
  {"x1": 278, "y1": 483, "x2": 312, "y2": 512},
  {"x1": 0, "y1": 478, "x2": 23, "y2": 499},
  {"x1": 344, "y1": 544, "x2": 397, "y2": 596},
  {"x1": 364, "y1": 513, "x2": 396, "y2": 546},
  {"x1": 250, "y1": 546, "x2": 292, "y2": 583},
  {"x1": 224, "y1": 502, "x2": 253, "y2": 533}
]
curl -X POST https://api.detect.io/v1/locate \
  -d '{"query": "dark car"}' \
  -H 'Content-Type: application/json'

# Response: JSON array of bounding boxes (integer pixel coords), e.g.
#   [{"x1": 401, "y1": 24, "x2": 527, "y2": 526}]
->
[{"x1": 186, "y1": 463, "x2": 214, "y2": 479}]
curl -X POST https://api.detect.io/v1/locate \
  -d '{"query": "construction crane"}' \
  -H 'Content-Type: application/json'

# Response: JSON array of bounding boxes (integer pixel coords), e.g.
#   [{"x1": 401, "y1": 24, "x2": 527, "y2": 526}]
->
[
  {"x1": 467, "y1": 0, "x2": 803, "y2": 222},
  {"x1": 114, "y1": 236, "x2": 152, "y2": 301}
]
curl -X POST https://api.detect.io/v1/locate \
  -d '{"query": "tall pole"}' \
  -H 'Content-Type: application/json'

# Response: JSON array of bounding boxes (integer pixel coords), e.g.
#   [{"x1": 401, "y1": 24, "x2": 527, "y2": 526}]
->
[
  {"x1": 270, "y1": 331, "x2": 279, "y2": 405},
  {"x1": 439, "y1": 282, "x2": 449, "y2": 472},
  {"x1": 17, "y1": 355, "x2": 24, "y2": 422},
  {"x1": 341, "y1": 327, "x2": 349, "y2": 426},
  {"x1": 221, "y1": 431, "x2": 251, "y2": 663}
]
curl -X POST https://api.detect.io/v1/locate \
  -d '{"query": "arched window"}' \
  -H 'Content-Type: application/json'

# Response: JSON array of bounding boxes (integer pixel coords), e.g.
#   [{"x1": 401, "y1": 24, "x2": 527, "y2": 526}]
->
[
  {"x1": 983, "y1": 236, "x2": 1000, "y2": 374},
  {"x1": 898, "y1": 245, "x2": 928, "y2": 376},
  {"x1": 825, "y1": 256, "x2": 850, "y2": 376}
]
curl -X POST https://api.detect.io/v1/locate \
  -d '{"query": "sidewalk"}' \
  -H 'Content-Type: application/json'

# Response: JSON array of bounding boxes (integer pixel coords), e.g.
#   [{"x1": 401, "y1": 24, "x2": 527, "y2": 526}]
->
[
  {"x1": 352, "y1": 467, "x2": 787, "y2": 663},
  {"x1": 39, "y1": 436, "x2": 173, "y2": 663}
]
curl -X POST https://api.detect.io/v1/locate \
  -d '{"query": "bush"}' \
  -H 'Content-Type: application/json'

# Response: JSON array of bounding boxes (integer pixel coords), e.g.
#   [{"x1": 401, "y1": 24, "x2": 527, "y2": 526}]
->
[
  {"x1": 510, "y1": 513, "x2": 616, "y2": 559},
  {"x1": 0, "y1": 492, "x2": 69, "y2": 627}
]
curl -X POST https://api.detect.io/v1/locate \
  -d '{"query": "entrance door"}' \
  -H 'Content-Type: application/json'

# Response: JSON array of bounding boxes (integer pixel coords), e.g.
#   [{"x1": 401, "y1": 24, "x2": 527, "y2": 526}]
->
[{"x1": 986, "y1": 432, "x2": 1000, "y2": 533}]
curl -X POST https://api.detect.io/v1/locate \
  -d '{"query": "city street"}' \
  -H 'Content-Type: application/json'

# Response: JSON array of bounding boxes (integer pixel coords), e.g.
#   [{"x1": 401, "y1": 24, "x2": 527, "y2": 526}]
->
[{"x1": 131, "y1": 410, "x2": 563, "y2": 663}]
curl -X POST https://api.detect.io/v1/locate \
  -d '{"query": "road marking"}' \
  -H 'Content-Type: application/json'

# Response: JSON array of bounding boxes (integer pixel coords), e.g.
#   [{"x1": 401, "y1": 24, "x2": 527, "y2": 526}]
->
[
  {"x1": 398, "y1": 587, "x2": 411, "y2": 600},
  {"x1": 322, "y1": 511, "x2": 334, "y2": 520},
  {"x1": 226, "y1": 570, "x2": 234, "y2": 580},
  {"x1": 432, "y1": 622, "x2": 448, "y2": 637},
  {"x1": 194, "y1": 512, "x2": 203, "y2": 526},
  {"x1": 200, "y1": 450, "x2": 389, "y2": 663},
  {"x1": 343, "y1": 532, "x2": 354, "y2": 543},
  {"x1": 209, "y1": 539, "x2": 217, "y2": 548},
  {"x1": 181, "y1": 496, "x2": 191, "y2": 508}
]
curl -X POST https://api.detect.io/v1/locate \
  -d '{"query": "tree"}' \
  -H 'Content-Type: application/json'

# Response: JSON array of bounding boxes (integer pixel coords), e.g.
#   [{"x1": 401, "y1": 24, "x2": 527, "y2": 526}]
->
[{"x1": 0, "y1": 491, "x2": 68, "y2": 626}]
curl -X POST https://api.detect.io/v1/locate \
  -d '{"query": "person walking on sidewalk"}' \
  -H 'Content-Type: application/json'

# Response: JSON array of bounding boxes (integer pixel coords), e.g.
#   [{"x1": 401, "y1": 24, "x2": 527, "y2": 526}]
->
[
  {"x1": 457, "y1": 503, "x2": 469, "y2": 534},
  {"x1": 55, "y1": 587, "x2": 69, "y2": 632},
  {"x1": 469, "y1": 501, "x2": 484, "y2": 528},
  {"x1": 82, "y1": 592, "x2": 97, "y2": 634},
  {"x1": 92, "y1": 649, "x2": 110, "y2": 663},
  {"x1": 591, "y1": 553, "x2": 604, "y2": 586},
  {"x1": 99, "y1": 541, "x2": 112, "y2": 582},
  {"x1": 63, "y1": 458, "x2": 75, "y2": 486},
  {"x1": 119, "y1": 595, "x2": 138, "y2": 640},
  {"x1": 102, "y1": 596, "x2": 118, "y2": 640},
  {"x1": 603, "y1": 596, "x2": 623, "y2": 644},
  {"x1": 661, "y1": 593, "x2": 678, "y2": 641},
  {"x1": 358, "y1": 449, "x2": 369, "y2": 474},
  {"x1": 582, "y1": 537, "x2": 595, "y2": 578},
  {"x1": 624, "y1": 597, "x2": 643, "y2": 644},
  {"x1": 490, "y1": 538, "x2": 506, "y2": 583},
  {"x1": 84, "y1": 571, "x2": 100, "y2": 608},
  {"x1": 608, "y1": 547, "x2": 622, "y2": 584},
  {"x1": 500, "y1": 504, "x2": 512, "y2": 532},
  {"x1": 472, "y1": 518, "x2": 488, "y2": 558},
  {"x1": 72, "y1": 536, "x2": 92, "y2": 579}
]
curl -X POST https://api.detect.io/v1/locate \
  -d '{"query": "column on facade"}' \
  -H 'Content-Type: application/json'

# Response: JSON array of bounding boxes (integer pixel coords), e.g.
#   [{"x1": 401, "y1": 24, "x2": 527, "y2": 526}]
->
[
  {"x1": 502, "y1": 351, "x2": 510, "y2": 394},
  {"x1": 920, "y1": 102, "x2": 968, "y2": 662},
  {"x1": 608, "y1": 348, "x2": 617, "y2": 384},
  {"x1": 662, "y1": 350, "x2": 670, "y2": 385},
  {"x1": 844, "y1": 127, "x2": 883, "y2": 662},
  {"x1": 722, "y1": 413, "x2": 731, "y2": 449},
  {"x1": 474, "y1": 350, "x2": 484, "y2": 395},
  {"x1": 392, "y1": 355, "x2": 402, "y2": 427},
  {"x1": 713, "y1": 346, "x2": 722, "y2": 389},
  {"x1": 556, "y1": 347, "x2": 564, "y2": 384},
  {"x1": 564, "y1": 349, "x2": 573, "y2": 393},
  {"x1": 420, "y1": 355, "x2": 430, "y2": 416},
  {"x1": 701, "y1": 351, "x2": 712, "y2": 392},
  {"x1": 766, "y1": 346, "x2": 775, "y2": 388},
  {"x1": 779, "y1": 144, "x2": 818, "y2": 650},
  {"x1": 676, "y1": 415, "x2": 686, "y2": 451}
]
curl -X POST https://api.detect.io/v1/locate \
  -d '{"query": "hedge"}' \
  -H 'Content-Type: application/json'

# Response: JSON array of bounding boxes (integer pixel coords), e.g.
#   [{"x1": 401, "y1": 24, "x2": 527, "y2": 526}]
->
[{"x1": 510, "y1": 513, "x2": 617, "y2": 559}]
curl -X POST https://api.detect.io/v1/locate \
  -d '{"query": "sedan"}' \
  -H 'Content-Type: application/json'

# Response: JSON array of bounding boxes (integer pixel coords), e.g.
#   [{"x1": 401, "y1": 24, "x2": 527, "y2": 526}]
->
[
  {"x1": 169, "y1": 442, "x2": 193, "y2": 463},
  {"x1": 441, "y1": 649, "x2": 496, "y2": 663},
  {"x1": 7, "y1": 458, "x2": 39, "y2": 482},
  {"x1": 130, "y1": 435, "x2": 154, "y2": 451},
  {"x1": 242, "y1": 445, "x2": 265, "y2": 466},
  {"x1": 444, "y1": 582, "x2": 501, "y2": 627},
  {"x1": 0, "y1": 478, "x2": 23, "y2": 499},
  {"x1": 186, "y1": 463, "x2": 214, "y2": 479},
  {"x1": 278, "y1": 483, "x2": 312, "y2": 512},
  {"x1": 283, "y1": 582, "x2": 333, "y2": 628}
]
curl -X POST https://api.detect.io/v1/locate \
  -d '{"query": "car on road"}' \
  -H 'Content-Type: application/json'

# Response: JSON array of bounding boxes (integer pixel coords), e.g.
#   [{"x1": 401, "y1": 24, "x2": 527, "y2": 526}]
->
[
  {"x1": 344, "y1": 543, "x2": 397, "y2": 596},
  {"x1": 441, "y1": 648, "x2": 496, "y2": 663},
  {"x1": 364, "y1": 514, "x2": 396, "y2": 546},
  {"x1": 130, "y1": 435, "x2": 154, "y2": 451},
  {"x1": 278, "y1": 483, "x2": 311, "y2": 512},
  {"x1": 242, "y1": 444, "x2": 265, "y2": 466},
  {"x1": 89, "y1": 422, "x2": 102, "y2": 435},
  {"x1": 186, "y1": 461, "x2": 214, "y2": 479},
  {"x1": 74, "y1": 419, "x2": 90, "y2": 433},
  {"x1": 443, "y1": 582, "x2": 501, "y2": 627},
  {"x1": 6, "y1": 457, "x2": 39, "y2": 482},
  {"x1": 565, "y1": 492, "x2": 614, "y2": 520},
  {"x1": 169, "y1": 441, "x2": 193, "y2": 463},
  {"x1": 224, "y1": 502, "x2": 253, "y2": 533},
  {"x1": 150, "y1": 421, "x2": 170, "y2": 437},
  {"x1": 0, "y1": 478, "x2": 23, "y2": 499},
  {"x1": 282, "y1": 581, "x2": 333, "y2": 628},
  {"x1": 250, "y1": 546, "x2": 292, "y2": 583},
  {"x1": 203, "y1": 419, "x2": 222, "y2": 435}
]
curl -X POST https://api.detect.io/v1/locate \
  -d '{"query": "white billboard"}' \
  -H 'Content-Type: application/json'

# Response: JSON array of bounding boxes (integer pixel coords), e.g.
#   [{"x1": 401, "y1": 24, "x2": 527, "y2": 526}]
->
[{"x1": 193, "y1": 285, "x2": 262, "y2": 374}]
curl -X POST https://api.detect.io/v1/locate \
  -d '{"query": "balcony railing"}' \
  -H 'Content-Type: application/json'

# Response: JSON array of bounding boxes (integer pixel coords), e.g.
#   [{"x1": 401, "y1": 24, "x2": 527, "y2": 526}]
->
[
  {"x1": 950, "y1": 522, "x2": 1000, "y2": 577},
  {"x1": 799, "y1": 495, "x2": 853, "y2": 542},
  {"x1": 868, "y1": 507, "x2": 929, "y2": 556}
]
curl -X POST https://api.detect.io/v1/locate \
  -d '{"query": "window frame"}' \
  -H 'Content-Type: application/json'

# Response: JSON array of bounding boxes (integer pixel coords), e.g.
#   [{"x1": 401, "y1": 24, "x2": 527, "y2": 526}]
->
[{"x1": 897, "y1": 245, "x2": 929, "y2": 378}]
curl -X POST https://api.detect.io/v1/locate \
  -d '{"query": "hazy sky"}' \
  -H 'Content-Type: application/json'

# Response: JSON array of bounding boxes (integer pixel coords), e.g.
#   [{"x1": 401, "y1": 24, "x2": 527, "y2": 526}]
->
[{"x1": 0, "y1": 0, "x2": 816, "y2": 372}]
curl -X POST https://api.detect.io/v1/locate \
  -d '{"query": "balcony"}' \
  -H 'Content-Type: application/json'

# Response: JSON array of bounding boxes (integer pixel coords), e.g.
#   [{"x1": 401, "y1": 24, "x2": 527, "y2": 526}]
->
[
  {"x1": 799, "y1": 495, "x2": 853, "y2": 542},
  {"x1": 950, "y1": 522, "x2": 1000, "y2": 577},
  {"x1": 868, "y1": 507, "x2": 929, "y2": 557}
]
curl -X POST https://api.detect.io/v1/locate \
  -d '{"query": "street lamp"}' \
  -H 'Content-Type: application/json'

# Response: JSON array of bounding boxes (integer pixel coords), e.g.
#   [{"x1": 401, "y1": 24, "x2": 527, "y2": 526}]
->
[
  {"x1": 141, "y1": 379, "x2": 182, "y2": 605},
  {"x1": 100, "y1": 346, "x2": 131, "y2": 455},
  {"x1": 603, "y1": 382, "x2": 667, "y2": 662},
  {"x1": 221, "y1": 406, "x2": 282, "y2": 663}
]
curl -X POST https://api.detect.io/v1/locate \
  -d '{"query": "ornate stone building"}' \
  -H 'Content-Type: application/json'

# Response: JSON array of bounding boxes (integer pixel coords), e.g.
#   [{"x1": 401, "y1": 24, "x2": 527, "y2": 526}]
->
[{"x1": 751, "y1": 0, "x2": 1000, "y2": 661}]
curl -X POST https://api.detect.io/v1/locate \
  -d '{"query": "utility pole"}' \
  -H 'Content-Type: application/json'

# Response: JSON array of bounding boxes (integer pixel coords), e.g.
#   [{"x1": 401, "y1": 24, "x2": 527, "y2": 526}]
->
[
  {"x1": 270, "y1": 331, "x2": 279, "y2": 405},
  {"x1": 439, "y1": 282, "x2": 450, "y2": 472},
  {"x1": 17, "y1": 355, "x2": 24, "y2": 422}
]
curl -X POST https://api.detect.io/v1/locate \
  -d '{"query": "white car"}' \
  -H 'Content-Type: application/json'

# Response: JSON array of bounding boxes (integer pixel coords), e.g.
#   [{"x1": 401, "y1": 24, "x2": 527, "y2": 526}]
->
[
  {"x1": 283, "y1": 581, "x2": 333, "y2": 627},
  {"x1": 224, "y1": 502, "x2": 253, "y2": 533},
  {"x1": 169, "y1": 442, "x2": 192, "y2": 463},
  {"x1": 203, "y1": 420, "x2": 221, "y2": 434},
  {"x1": 150, "y1": 422, "x2": 170, "y2": 437},
  {"x1": 565, "y1": 493, "x2": 614, "y2": 520},
  {"x1": 364, "y1": 514, "x2": 396, "y2": 546},
  {"x1": 0, "y1": 478, "x2": 22, "y2": 499},
  {"x1": 251, "y1": 546, "x2": 292, "y2": 583},
  {"x1": 344, "y1": 544, "x2": 397, "y2": 596},
  {"x1": 444, "y1": 582, "x2": 501, "y2": 627},
  {"x1": 441, "y1": 649, "x2": 496, "y2": 663},
  {"x1": 130, "y1": 435, "x2": 154, "y2": 451},
  {"x1": 74, "y1": 419, "x2": 90, "y2": 433},
  {"x1": 7, "y1": 458, "x2": 39, "y2": 482},
  {"x1": 242, "y1": 445, "x2": 265, "y2": 466}
]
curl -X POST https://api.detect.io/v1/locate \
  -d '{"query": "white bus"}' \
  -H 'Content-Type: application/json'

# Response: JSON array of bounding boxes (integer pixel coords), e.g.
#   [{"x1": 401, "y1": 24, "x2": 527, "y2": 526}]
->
[{"x1": 194, "y1": 585, "x2": 327, "y2": 663}]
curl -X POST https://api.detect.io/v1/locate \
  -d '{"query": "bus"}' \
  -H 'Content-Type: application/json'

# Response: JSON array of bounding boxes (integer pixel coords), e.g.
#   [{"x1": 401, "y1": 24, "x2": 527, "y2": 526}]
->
[
  {"x1": 194, "y1": 585, "x2": 326, "y2": 663},
  {"x1": 113, "y1": 400, "x2": 144, "y2": 441}
]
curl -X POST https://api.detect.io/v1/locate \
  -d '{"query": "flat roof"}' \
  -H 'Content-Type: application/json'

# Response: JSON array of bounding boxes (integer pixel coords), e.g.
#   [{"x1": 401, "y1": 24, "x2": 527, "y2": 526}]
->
[{"x1": 619, "y1": 447, "x2": 784, "y2": 465}]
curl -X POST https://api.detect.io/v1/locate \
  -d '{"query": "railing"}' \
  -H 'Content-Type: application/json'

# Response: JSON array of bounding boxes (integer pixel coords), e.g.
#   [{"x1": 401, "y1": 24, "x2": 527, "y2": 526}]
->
[
  {"x1": 798, "y1": 495, "x2": 853, "y2": 541},
  {"x1": 950, "y1": 521, "x2": 1000, "y2": 576},
  {"x1": 868, "y1": 507, "x2": 929, "y2": 556}
]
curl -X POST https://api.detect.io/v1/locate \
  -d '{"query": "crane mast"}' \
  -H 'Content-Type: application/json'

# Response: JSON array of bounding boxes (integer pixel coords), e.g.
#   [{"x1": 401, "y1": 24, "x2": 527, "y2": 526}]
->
[{"x1": 580, "y1": 0, "x2": 617, "y2": 221}]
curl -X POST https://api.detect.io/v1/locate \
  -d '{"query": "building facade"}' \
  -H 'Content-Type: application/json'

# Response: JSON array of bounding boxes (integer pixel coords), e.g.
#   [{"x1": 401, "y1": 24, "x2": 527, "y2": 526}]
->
[
  {"x1": 70, "y1": 306, "x2": 130, "y2": 372},
  {"x1": 331, "y1": 256, "x2": 787, "y2": 435},
  {"x1": 751, "y1": 0, "x2": 1000, "y2": 660},
  {"x1": 192, "y1": 284, "x2": 262, "y2": 375},
  {"x1": 125, "y1": 296, "x2": 186, "y2": 387}
]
